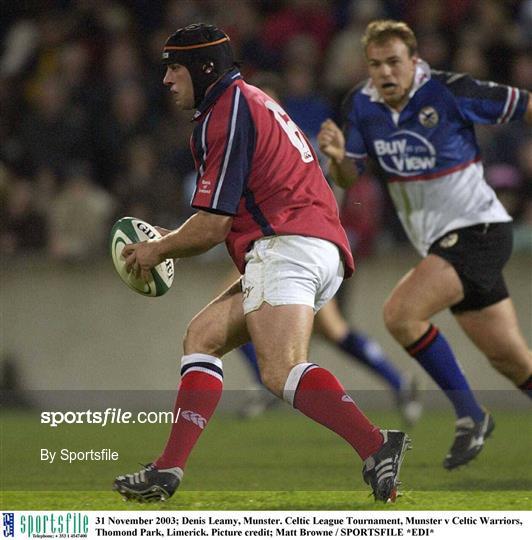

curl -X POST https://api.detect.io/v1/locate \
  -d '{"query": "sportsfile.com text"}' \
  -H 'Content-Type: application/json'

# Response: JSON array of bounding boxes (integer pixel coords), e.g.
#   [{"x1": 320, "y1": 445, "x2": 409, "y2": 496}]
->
[{"x1": 40, "y1": 408, "x2": 181, "y2": 427}]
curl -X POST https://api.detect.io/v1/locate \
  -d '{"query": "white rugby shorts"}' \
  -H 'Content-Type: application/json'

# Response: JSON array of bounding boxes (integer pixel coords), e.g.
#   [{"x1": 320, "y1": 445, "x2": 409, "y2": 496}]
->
[{"x1": 241, "y1": 235, "x2": 344, "y2": 314}]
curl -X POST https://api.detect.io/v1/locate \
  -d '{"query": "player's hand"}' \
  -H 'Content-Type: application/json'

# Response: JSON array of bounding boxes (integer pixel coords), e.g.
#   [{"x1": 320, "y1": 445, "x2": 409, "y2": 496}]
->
[
  {"x1": 318, "y1": 119, "x2": 346, "y2": 163},
  {"x1": 122, "y1": 241, "x2": 163, "y2": 282}
]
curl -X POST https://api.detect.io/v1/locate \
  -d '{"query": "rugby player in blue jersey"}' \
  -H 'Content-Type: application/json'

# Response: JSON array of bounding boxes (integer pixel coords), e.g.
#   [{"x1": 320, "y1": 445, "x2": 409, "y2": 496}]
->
[{"x1": 318, "y1": 19, "x2": 532, "y2": 470}]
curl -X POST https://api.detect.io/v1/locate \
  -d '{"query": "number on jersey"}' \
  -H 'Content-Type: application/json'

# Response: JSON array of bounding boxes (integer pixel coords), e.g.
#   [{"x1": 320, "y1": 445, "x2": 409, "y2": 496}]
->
[{"x1": 265, "y1": 100, "x2": 314, "y2": 163}]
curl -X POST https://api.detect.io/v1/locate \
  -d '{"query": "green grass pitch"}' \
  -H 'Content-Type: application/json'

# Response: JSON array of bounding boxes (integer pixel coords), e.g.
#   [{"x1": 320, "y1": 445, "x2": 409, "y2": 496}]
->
[{"x1": 1, "y1": 408, "x2": 531, "y2": 510}]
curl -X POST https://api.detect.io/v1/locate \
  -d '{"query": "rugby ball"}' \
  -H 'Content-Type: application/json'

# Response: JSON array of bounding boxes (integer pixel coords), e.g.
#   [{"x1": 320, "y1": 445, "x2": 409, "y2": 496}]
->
[{"x1": 110, "y1": 217, "x2": 174, "y2": 297}]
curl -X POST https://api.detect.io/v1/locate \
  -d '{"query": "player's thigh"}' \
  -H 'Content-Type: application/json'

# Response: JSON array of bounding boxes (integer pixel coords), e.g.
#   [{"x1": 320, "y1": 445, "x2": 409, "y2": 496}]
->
[
  {"x1": 384, "y1": 254, "x2": 464, "y2": 322},
  {"x1": 313, "y1": 298, "x2": 349, "y2": 342},
  {"x1": 184, "y1": 279, "x2": 250, "y2": 357},
  {"x1": 455, "y1": 298, "x2": 532, "y2": 372},
  {"x1": 243, "y1": 235, "x2": 342, "y2": 389},
  {"x1": 246, "y1": 302, "x2": 315, "y2": 390}
]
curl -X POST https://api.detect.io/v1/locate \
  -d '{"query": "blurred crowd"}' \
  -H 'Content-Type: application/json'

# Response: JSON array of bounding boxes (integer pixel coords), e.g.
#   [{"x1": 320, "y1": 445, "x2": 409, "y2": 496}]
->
[{"x1": 1, "y1": 0, "x2": 531, "y2": 261}]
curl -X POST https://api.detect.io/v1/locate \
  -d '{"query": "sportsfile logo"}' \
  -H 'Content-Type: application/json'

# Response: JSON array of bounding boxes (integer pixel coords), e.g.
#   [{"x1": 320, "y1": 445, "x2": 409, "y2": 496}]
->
[
  {"x1": 16, "y1": 512, "x2": 88, "y2": 538},
  {"x1": 2, "y1": 513, "x2": 14, "y2": 538}
]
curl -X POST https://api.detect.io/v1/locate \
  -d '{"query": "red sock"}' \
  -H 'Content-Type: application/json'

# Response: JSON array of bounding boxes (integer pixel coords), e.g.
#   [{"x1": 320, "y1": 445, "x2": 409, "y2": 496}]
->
[
  {"x1": 155, "y1": 354, "x2": 223, "y2": 470},
  {"x1": 286, "y1": 363, "x2": 383, "y2": 460}
]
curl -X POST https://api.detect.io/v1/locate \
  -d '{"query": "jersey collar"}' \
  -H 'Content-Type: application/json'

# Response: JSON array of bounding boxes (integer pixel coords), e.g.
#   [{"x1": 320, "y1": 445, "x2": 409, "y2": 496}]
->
[
  {"x1": 361, "y1": 59, "x2": 431, "y2": 104},
  {"x1": 192, "y1": 67, "x2": 242, "y2": 120}
]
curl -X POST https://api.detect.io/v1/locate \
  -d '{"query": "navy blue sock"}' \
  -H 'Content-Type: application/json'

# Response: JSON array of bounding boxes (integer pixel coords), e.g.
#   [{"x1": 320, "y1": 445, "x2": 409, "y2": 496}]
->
[
  {"x1": 338, "y1": 331, "x2": 403, "y2": 392},
  {"x1": 239, "y1": 342, "x2": 262, "y2": 384},
  {"x1": 406, "y1": 325, "x2": 484, "y2": 421},
  {"x1": 518, "y1": 374, "x2": 532, "y2": 399}
]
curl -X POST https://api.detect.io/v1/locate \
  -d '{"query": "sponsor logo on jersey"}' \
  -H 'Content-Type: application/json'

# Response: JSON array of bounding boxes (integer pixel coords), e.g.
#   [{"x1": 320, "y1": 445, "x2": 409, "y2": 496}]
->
[
  {"x1": 374, "y1": 130, "x2": 436, "y2": 176},
  {"x1": 198, "y1": 177, "x2": 212, "y2": 195},
  {"x1": 418, "y1": 106, "x2": 439, "y2": 128},
  {"x1": 439, "y1": 232, "x2": 459, "y2": 248}
]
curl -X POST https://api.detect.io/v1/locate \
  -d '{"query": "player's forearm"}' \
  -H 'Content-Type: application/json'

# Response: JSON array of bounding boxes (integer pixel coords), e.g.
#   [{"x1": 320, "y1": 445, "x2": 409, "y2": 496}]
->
[
  {"x1": 156, "y1": 211, "x2": 232, "y2": 259},
  {"x1": 328, "y1": 157, "x2": 359, "y2": 189}
]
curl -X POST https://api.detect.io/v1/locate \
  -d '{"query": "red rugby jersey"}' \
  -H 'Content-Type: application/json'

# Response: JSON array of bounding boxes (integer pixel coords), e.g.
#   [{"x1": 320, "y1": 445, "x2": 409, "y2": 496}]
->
[{"x1": 190, "y1": 68, "x2": 354, "y2": 277}]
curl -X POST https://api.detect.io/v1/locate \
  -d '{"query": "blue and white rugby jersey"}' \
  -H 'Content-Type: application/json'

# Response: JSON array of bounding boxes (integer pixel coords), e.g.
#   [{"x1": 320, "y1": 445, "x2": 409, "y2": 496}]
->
[{"x1": 342, "y1": 60, "x2": 529, "y2": 256}]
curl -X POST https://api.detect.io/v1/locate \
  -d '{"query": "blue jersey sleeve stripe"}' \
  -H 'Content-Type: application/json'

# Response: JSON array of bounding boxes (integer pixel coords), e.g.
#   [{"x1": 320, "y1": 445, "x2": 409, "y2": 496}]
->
[
  {"x1": 212, "y1": 87, "x2": 241, "y2": 209},
  {"x1": 498, "y1": 87, "x2": 519, "y2": 124},
  {"x1": 440, "y1": 72, "x2": 507, "y2": 101},
  {"x1": 439, "y1": 72, "x2": 527, "y2": 125},
  {"x1": 514, "y1": 89, "x2": 530, "y2": 121},
  {"x1": 190, "y1": 126, "x2": 202, "y2": 205},
  {"x1": 190, "y1": 112, "x2": 212, "y2": 205},
  {"x1": 199, "y1": 111, "x2": 212, "y2": 175},
  {"x1": 212, "y1": 88, "x2": 256, "y2": 215}
]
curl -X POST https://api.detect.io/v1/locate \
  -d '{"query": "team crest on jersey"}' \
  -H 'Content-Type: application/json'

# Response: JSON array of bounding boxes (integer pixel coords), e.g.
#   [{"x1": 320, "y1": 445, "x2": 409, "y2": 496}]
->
[
  {"x1": 439, "y1": 232, "x2": 459, "y2": 248},
  {"x1": 418, "y1": 106, "x2": 439, "y2": 128}
]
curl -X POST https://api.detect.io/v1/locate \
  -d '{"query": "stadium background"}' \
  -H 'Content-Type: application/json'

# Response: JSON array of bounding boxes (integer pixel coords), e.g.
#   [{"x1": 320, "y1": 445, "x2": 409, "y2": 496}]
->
[{"x1": 1, "y1": 0, "x2": 531, "y2": 409}]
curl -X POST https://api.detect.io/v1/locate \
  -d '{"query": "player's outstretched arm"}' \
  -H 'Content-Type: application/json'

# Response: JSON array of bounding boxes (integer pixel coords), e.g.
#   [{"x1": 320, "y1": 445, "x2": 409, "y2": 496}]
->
[
  {"x1": 318, "y1": 119, "x2": 359, "y2": 189},
  {"x1": 157, "y1": 210, "x2": 232, "y2": 260},
  {"x1": 123, "y1": 211, "x2": 232, "y2": 281}
]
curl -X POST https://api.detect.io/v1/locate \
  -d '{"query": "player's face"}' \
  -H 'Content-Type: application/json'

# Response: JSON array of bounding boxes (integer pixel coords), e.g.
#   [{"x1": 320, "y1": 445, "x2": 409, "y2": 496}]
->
[
  {"x1": 163, "y1": 64, "x2": 195, "y2": 110},
  {"x1": 366, "y1": 38, "x2": 417, "y2": 110}
]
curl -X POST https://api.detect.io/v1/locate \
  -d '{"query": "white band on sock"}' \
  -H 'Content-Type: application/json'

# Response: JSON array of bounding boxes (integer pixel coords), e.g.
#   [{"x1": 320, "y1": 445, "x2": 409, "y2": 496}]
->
[
  {"x1": 181, "y1": 353, "x2": 223, "y2": 383},
  {"x1": 283, "y1": 362, "x2": 318, "y2": 407}
]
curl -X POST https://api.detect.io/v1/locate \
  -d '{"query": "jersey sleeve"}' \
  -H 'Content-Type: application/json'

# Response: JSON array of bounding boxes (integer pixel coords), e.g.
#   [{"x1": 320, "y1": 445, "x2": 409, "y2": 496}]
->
[
  {"x1": 191, "y1": 86, "x2": 255, "y2": 215},
  {"x1": 340, "y1": 89, "x2": 368, "y2": 174},
  {"x1": 442, "y1": 72, "x2": 529, "y2": 125}
]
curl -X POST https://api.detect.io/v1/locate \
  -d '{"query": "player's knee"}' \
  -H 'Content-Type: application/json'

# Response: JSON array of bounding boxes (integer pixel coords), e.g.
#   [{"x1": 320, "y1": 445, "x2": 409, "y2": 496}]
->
[
  {"x1": 258, "y1": 365, "x2": 285, "y2": 397},
  {"x1": 383, "y1": 297, "x2": 404, "y2": 335},
  {"x1": 486, "y1": 352, "x2": 519, "y2": 383},
  {"x1": 183, "y1": 316, "x2": 223, "y2": 357},
  {"x1": 485, "y1": 348, "x2": 531, "y2": 383}
]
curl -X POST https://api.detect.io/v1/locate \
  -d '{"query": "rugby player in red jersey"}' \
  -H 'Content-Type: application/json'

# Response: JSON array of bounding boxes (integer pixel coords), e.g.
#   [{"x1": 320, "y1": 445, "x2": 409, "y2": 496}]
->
[{"x1": 113, "y1": 24, "x2": 410, "y2": 503}]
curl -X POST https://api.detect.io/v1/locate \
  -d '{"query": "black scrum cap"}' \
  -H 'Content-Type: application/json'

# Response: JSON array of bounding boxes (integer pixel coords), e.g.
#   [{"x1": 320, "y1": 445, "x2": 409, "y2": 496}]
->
[{"x1": 162, "y1": 23, "x2": 235, "y2": 107}]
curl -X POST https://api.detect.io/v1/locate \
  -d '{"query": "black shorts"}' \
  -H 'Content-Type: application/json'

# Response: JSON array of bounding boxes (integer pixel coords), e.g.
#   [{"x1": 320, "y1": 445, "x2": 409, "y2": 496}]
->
[{"x1": 428, "y1": 222, "x2": 513, "y2": 314}]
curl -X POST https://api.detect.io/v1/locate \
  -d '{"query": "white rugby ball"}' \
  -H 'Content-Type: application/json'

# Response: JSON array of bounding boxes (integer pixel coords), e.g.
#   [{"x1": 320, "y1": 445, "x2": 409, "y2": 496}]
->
[{"x1": 110, "y1": 217, "x2": 174, "y2": 297}]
